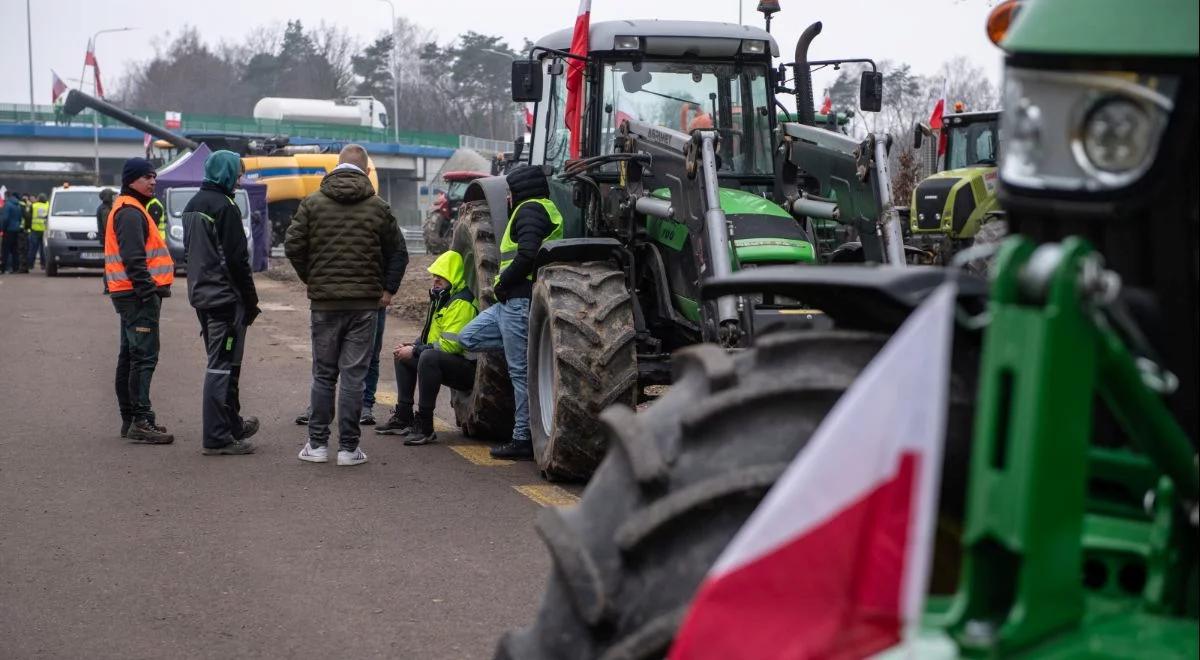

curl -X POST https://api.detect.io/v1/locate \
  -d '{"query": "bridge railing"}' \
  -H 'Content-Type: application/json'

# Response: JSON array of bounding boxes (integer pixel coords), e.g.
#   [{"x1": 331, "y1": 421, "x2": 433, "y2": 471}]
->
[{"x1": 0, "y1": 103, "x2": 460, "y2": 148}]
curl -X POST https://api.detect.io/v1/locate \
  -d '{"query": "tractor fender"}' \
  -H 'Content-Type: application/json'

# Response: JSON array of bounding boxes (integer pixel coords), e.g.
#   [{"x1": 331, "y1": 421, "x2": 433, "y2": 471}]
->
[
  {"x1": 534, "y1": 237, "x2": 628, "y2": 270},
  {"x1": 463, "y1": 175, "x2": 510, "y2": 240}
]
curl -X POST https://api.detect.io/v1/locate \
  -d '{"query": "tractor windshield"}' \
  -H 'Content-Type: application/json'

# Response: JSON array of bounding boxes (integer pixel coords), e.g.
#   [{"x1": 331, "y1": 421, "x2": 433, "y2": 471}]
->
[
  {"x1": 599, "y1": 60, "x2": 774, "y2": 175},
  {"x1": 945, "y1": 117, "x2": 1000, "y2": 171}
]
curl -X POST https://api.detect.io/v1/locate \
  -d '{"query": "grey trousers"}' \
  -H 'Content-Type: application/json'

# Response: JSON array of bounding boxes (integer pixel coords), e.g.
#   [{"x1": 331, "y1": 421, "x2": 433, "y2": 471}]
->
[
  {"x1": 199, "y1": 304, "x2": 247, "y2": 449},
  {"x1": 308, "y1": 309, "x2": 378, "y2": 452}
]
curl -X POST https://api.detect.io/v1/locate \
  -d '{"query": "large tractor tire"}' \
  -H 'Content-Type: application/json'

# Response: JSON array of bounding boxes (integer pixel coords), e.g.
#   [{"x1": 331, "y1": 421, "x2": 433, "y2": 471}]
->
[
  {"x1": 528, "y1": 262, "x2": 638, "y2": 481},
  {"x1": 449, "y1": 201, "x2": 515, "y2": 440},
  {"x1": 497, "y1": 330, "x2": 976, "y2": 659},
  {"x1": 422, "y1": 211, "x2": 452, "y2": 256}
]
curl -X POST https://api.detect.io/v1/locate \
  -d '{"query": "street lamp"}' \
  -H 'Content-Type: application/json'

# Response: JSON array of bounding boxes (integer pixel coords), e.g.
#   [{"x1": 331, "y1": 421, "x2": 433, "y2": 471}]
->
[
  {"x1": 86, "y1": 27, "x2": 137, "y2": 184},
  {"x1": 378, "y1": 0, "x2": 400, "y2": 144}
]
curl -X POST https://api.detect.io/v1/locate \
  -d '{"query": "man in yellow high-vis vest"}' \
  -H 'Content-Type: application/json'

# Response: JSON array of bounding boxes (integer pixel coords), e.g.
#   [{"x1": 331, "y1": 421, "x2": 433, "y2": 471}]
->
[
  {"x1": 457, "y1": 165, "x2": 563, "y2": 460},
  {"x1": 28, "y1": 193, "x2": 49, "y2": 271}
]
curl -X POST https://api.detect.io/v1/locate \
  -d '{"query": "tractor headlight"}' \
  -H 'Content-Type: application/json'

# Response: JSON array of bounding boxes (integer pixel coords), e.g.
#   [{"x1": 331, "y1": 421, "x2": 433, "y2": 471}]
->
[
  {"x1": 741, "y1": 39, "x2": 767, "y2": 55},
  {"x1": 1001, "y1": 67, "x2": 1175, "y2": 192}
]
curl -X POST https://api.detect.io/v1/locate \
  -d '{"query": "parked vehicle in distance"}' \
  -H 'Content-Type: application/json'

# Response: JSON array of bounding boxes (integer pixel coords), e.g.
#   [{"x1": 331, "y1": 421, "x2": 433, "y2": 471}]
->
[
  {"x1": 422, "y1": 170, "x2": 487, "y2": 255},
  {"x1": 44, "y1": 186, "x2": 113, "y2": 277},
  {"x1": 252, "y1": 96, "x2": 389, "y2": 129},
  {"x1": 164, "y1": 186, "x2": 253, "y2": 271}
]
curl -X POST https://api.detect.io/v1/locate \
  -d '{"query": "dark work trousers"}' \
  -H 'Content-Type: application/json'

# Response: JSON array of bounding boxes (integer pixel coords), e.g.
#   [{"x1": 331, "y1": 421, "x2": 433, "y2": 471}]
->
[
  {"x1": 362, "y1": 308, "x2": 387, "y2": 410},
  {"x1": 26, "y1": 231, "x2": 43, "y2": 270},
  {"x1": 309, "y1": 310, "x2": 378, "y2": 452},
  {"x1": 0, "y1": 232, "x2": 20, "y2": 273},
  {"x1": 395, "y1": 349, "x2": 477, "y2": 413},
  {"x1": 112, "y1": 295, "x2": 162, "y2": 423},
  {"x1": 199, "y1": 305, "x2": 248, "y2": 449}
]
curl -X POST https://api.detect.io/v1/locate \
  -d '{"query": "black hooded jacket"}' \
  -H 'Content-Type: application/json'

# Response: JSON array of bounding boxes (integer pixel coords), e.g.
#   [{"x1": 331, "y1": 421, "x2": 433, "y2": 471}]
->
[
  {"x1": 495, "y1": 165, "x2": 555, "y2": 301},
  {"x1": 182, "y1": 181, "x2": 258, "y2": 313}
]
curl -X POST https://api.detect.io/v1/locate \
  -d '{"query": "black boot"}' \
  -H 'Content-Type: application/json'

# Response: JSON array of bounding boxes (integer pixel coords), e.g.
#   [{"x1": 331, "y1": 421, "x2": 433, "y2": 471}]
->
[
  {"x1": 376, "y1": 407, "x2": 414, "y2": 435},
  {"x1": 127, "y1": 418, "x2": 174, "y2": 445},
  {"x1": 490, "y1": 438, "x2": 533, "y2": 460},
  {"x1": 239, "y1": 416, "x2": 260, "y2": 440},
  {"x1": 120, "y1": 415, "x2": 133, "y2": 438},
  {"x1": 403, "y1": 409, "x2": 437, "y2": 446}
]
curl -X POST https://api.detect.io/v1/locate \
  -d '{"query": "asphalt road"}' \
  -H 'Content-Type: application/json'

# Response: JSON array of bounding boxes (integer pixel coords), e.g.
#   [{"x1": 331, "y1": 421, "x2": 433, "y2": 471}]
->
[{"x1": 0, "y1": 267, "x2": 575, "y2": 659}]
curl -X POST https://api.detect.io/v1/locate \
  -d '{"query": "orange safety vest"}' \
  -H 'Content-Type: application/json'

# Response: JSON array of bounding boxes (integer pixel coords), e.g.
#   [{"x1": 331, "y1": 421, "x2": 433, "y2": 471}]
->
[{"x1": 104, "y1": 194, "x2": 175, "y2": 293}]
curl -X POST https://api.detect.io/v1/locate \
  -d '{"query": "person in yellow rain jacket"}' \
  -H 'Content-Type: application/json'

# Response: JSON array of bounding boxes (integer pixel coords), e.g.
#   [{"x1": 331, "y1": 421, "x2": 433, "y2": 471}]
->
[{"x1": 375, "y1": 249, "x2": 477, "y2": 446}]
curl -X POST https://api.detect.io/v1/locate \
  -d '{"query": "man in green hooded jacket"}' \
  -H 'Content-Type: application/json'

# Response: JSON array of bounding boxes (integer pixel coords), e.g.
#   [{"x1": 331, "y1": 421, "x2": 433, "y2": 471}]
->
[
  {"x1": 182, "y1": 150, "x2": 261, "y2": 455},
  {"x1": 376, "y1": 249, "x2": 477, "y2": 445}
]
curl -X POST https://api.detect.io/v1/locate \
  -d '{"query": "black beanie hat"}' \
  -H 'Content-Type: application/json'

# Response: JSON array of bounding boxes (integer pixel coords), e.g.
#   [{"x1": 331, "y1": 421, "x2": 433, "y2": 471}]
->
[{"x1": 121, "y1": 158, "x2": 156, "y2": 187}]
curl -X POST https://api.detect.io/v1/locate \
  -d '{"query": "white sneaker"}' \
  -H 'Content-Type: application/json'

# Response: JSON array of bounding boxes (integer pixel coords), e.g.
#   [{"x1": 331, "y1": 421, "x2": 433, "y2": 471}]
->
[
  {"x1": 337, "y1": 448, "x2": 368, "y2": 466},
  {"x1": 298, "y1": 443, "x2": 328, "y2": 463}
]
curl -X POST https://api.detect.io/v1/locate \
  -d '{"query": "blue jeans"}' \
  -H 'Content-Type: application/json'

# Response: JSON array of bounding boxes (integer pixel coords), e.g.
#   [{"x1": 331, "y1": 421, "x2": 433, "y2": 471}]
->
[
  {"x1": 362, "y1": 308, "x2": 387, "y2": 409},
  {"x1": 27, "y1": 231, "x2": 44, "y2": 269},
  {"x1": 458, "y1": 297, "x2": 531, "y2": 442}
]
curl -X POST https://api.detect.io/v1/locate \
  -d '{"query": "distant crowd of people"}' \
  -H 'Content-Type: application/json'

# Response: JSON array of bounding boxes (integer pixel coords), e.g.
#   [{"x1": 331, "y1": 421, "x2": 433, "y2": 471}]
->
[
  {"x1": 0, "y1": 190, "x2": 49, "y2": 274},
  {"x1": 95, "y1": 143, "x2": 563, "y2": 465}
]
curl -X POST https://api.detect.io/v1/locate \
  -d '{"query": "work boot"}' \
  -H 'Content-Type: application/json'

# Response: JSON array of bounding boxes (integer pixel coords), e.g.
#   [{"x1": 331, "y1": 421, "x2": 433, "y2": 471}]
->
[
  {"x1": 403, "y1": 409, "x2": 437, "y2": 446},
  {"x1": 240, "y1": 416, "x2": 260, "y2": 440},
  {"x1": 294, "y1": 412, "x2": 309, "y2": 425},
  {"x1": 490, "y1": 438, "x2": 534, "y2": 460},
  {"x1": 127, "y1": 419, "x2": 174, "y2": 445},
  {"x1": 120, "y1": 416, "x2": 133, "y2": 438},
  {"x1": 360, "y1": 409, "x2": 377, "y2": 426},
  {"x1": 375, "y1": 407, "x2": 414, "y2": 435},
  {"x1": 202, "y1": 439, "x2": 256, "y2": 456}
]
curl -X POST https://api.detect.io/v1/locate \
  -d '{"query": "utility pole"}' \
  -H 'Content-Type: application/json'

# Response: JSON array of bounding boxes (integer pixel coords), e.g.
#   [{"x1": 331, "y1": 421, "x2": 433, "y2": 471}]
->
[
  {"x1": 26, "y1": 0, "x2": 35, "y2": 121},
  {"x1": 379, "y1": 0, "x2": 400, "y2": 144},
  {"x1": 87, "y1": 27, "x2": 136, "y2": 184}
]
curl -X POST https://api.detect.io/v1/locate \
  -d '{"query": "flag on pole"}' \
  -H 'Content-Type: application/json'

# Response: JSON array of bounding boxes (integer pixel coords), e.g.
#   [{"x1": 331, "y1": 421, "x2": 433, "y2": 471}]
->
[
  {"x1": 564, "y1": 0, "x2": 591, "y2": 160},
  {"x1": 820, "y1": 90, "x2": 832, "y2": 116},
  {"x1": 669, "y1": 283, "x2": 958, "y2": 660},
  {"x1": 524, "y1": 104, "x2": 535, "y2": 131},
  {"x1": 929, "y1": 80, "x2": 949, "y2": 157},
  {"x1": 84, "y1": 40, "x2": 105, "y2": 98},
  {"x1": 51, "y1": 71, "x2": 69, "y2": 104}
]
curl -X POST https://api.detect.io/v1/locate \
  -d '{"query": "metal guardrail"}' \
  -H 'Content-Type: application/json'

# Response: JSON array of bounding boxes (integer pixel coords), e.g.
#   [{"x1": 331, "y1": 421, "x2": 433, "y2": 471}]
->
[{"x1": 459, "y1": 135, "x2": 514, "y2": 154}]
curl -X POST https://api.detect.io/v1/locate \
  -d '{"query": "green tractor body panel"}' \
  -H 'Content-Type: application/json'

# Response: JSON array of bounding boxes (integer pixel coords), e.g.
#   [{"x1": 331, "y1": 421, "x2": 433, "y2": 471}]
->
[
  {"x1": 909, "y1": 165, "x2": 999, "y2": 239},
  {"x1": 1004, "y1": 0, "x2": 1199, "y2": 57},
  {"x1": 651, "y1": 187, "x2": 817, "y2": 265}
]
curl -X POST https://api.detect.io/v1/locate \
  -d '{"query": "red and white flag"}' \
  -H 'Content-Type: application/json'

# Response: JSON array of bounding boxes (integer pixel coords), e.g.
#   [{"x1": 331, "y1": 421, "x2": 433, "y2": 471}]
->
[
  {"x1": 669, "y1": 283, "x2": 957, "y2": 660},
  {"x1": 929, "y1": 81, "x2": 948, "y2": 157},
  {"x1": 564, "y1": 0, "x2": 591, "y2": 160},
  {"x1": 51, "y1": 70, "x2": 68, "y2": 104},
  {"x1": 820, "y1": 90, "x2": 832, "y2": 116},
  {"x1": 84, "y1": 39, "x2": 105, "y2": 98},
  {"x1": 524, "y1": 104, "x2": 535, "y2": 131}
]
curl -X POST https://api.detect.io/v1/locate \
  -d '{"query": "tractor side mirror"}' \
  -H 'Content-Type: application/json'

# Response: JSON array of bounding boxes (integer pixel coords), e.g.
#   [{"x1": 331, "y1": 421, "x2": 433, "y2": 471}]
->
[
  {"x1": 511, "y1": 60, "x2": 543, "y2": 102},
  {"x1": 622, "y1": 69, "x2": 652, "y2": 94},
  {"x1": 913, "y1": 124, "x2": 924, "y2": 150},
  {"x1": 859, "y1": 71, "x2": 883, "y2": 112}
]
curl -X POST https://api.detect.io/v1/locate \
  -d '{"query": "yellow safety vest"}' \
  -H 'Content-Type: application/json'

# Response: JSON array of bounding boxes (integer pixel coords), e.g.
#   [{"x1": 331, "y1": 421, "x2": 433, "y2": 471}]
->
[
  {"x1": 31, "y1": 201, "x2": 49, "y2": 232},
  {"x1": 147, "y1": 197, "x2": 166, "y2": 240},
  {"x1": 496, "y1": 198, "x2": 564, "y2": 285}
]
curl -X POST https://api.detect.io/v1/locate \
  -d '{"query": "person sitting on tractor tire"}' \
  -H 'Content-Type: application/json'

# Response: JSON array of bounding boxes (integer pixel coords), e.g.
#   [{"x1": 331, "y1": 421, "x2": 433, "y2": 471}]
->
[
  {"x1": 457, "y1": 165, "x2": 564, "y2": 460},
  {"x1": 375, "y1": 249, "x2": 477, "y2": 445}
]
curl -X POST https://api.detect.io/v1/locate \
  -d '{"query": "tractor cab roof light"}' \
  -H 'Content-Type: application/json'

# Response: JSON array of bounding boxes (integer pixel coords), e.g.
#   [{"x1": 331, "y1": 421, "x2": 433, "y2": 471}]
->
[
  {"x1": 987, "y1": 0, "x2": 1023, "y2": 47},
  {"x1": 614, "y1": 36, "x2": 642, "y2": 51},
  {"x1": 741, "y1": 39, "x2": 767, "y2": 55}
]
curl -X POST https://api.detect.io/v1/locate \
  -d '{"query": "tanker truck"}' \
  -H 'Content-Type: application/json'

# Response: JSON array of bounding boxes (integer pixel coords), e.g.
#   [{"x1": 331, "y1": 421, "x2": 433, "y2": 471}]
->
[{"x1": 252, "y1": 96, "x2": 389, "y2": 130}]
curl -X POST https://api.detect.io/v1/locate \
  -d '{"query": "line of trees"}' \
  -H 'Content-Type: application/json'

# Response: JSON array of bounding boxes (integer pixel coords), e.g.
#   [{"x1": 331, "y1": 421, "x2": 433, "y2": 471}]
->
[{"x1": 117, "y1": 19, "x2": 526, "y2": 140}]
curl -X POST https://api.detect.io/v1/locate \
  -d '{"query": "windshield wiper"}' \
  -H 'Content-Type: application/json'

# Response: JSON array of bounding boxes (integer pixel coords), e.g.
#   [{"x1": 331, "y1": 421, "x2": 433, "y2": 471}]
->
[{"x1": 639, "y1": 87, "x2": 701, "y2": 107}]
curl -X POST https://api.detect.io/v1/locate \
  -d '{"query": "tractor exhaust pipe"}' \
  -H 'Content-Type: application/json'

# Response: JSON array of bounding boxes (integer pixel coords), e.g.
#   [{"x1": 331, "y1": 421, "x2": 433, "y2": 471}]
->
[
  {"x1": 794, "y1": 22, "x2": 822, "y2": 126},
  {"x1": 63, "y1": 89, "x2": 199, "y2": 151}
]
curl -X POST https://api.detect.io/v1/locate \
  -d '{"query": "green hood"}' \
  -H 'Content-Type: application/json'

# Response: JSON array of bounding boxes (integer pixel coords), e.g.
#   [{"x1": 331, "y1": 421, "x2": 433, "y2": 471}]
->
[
  {"x1": 428, "y1": 250, "x2": 466, "y2": 294},
  {"x1": 204, "y1": 150, "x2": 243, "y2": 193}
]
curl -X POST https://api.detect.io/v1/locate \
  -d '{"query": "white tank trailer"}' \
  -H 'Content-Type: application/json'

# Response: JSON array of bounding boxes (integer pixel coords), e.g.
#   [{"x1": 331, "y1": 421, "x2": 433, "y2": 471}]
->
[{"x1": 252, "y1": 96, "x2": 389, "y2": 129}]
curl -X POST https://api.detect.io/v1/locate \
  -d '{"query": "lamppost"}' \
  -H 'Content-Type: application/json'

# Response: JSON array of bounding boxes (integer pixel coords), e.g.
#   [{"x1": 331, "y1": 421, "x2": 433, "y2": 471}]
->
[
  {"x1": 86, "y1": 27, "x2": 136, "y2": 184},
  {"x1": 25, "y1": 0, "x2": 35, "y2": 121},
  {"x1": 378, "y1": 0, "x2": 400, "y2": 144}
]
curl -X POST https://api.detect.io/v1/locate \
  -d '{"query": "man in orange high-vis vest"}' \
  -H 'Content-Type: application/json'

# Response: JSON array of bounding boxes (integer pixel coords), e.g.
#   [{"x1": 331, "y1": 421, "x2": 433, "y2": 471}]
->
[{"x1": 105, "y1": 158, "x2": 175, "y2": 444}]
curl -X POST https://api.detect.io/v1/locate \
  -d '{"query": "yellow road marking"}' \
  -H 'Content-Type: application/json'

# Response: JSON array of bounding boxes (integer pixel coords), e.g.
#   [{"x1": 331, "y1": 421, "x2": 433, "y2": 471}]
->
[
  {"x1": 449, "y1": 444, "x2": 514, "y2": 466},
  {"x1": 513, "y1": 484, "x2": 581, "y2": 507}
]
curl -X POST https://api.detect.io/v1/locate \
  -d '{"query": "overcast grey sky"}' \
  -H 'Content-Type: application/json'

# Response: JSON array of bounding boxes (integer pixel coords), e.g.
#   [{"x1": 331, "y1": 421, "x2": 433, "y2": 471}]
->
[{"x1": 1, "y1": 0, "x2": 1003, "y2": 108}]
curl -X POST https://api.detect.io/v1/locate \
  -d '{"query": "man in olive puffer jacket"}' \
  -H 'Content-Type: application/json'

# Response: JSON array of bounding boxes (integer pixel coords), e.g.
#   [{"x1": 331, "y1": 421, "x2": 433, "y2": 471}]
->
[{"x1": 285, "y1": 144, "x2": 408, "y2": 466}]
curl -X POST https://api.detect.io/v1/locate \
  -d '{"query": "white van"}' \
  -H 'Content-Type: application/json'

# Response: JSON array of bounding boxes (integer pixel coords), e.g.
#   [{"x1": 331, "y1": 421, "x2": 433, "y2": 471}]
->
[{"x1": 44, "y1": 186, "x2": 114, "y2": 277}]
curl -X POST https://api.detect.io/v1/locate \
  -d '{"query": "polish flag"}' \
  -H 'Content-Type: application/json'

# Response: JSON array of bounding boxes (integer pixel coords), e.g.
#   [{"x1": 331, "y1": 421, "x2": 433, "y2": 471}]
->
[
  {"x1": 669, "y1": 283, "x2": 957, "y2": 660},
  {"x1": 84, "y1": 40, "x2": 105, "y2": 98},
  {"x1": 524, "y1": 104, "x2": 535, "y2": 131},
  {"x1": 564, "y1": 0, "x2": 591, "y2": 160},
  {"x1": 820, "y1": 90, "x2": 832, "y2": 116},
  {"x1": 51, "y1": 70, "x2": 68, "y2": 104},
  {"x1": 929, "y1": 83, "x2": 948, "y2": 157}
]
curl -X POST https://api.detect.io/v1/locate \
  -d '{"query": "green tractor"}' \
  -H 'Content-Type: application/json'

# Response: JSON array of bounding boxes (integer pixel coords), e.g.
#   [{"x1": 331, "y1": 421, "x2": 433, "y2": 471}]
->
[
  {"x1": 449, "y1": 16, "x2": 902, "y2": 480},
  {"x1": 497, "y1": 0, "x2": 1198, "y2": 657},
  {"x1": 909, "y1": 108, "x2": 1003, "y2": 264}
]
